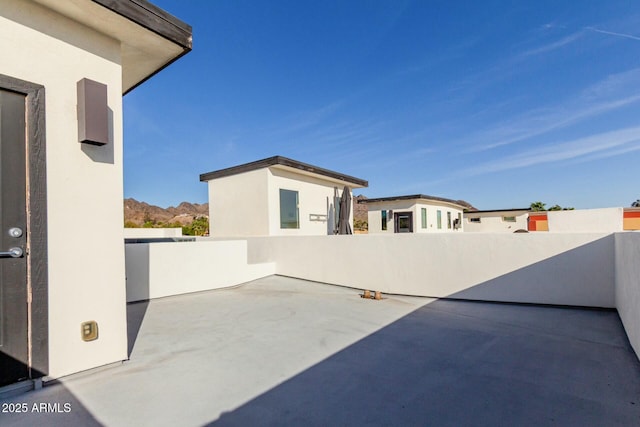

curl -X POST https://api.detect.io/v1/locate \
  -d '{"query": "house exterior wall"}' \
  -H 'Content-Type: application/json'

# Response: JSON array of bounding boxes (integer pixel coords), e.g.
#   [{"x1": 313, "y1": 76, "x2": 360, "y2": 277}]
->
[
  {"x1": 207, "y1": 169, "x2": 270, "y2": 237},
  {"x1": 267, "y1": 168, "x2": 352, "y2": 236},
  {"x1": 367, "y1": 200, "x2": 413, "y2": 234},
  {"x1": 1, "y1": 0, "x2": 127, "y2": 378},
  {"x1": 366, "y1": 200, "x2": 463, "y2": 234},
  {"x1": 464, "y1": 211, "x2": 529, "y2": 233},
  {"x1": 414, "y1": 202, "x2": 463, "y2": 233},
  {"x1": 623, "y1": 209, "x2": 640, "y2": 230},
  {"x1": 547, "y1": 208, "x2": 623, "y2": 233},
  {"x1": 528, "y1": 212, "x2": 548, "y2": 231},
  {"x1": 207, "y1": 166, "x2": 354, "y2": 237}
]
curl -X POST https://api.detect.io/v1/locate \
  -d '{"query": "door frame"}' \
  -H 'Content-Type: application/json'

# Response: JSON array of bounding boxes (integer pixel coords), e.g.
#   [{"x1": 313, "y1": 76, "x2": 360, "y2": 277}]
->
[
  {"x1": 0, "y1": 74, "x2": 48, "y2": 380},
  {"x1": 393, "y1": 211, "x2": 413, "y2": 233}
]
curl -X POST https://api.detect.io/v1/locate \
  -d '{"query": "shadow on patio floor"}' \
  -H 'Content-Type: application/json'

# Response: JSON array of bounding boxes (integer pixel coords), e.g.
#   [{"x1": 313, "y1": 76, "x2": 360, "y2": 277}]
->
[{"x1": 209, "y1": 300, "x2": 640, "y2": 426}]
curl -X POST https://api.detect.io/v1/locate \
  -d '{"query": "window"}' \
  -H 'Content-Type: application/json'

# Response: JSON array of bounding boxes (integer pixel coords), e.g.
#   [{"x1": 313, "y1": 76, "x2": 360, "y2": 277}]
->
[
  {"x1": 469, "y1": 217, "x2": 481, "y2": 223},
  {"x1": 421, "y1": 208, "x2": 427, "y2": 229},
  {"x1": 279, "y1": 189, "x2": 299, "y2": 229},
  {"x1": 437, "y1": 210, "x2": 442, "y2": 229},
  {"x1": 381, "y1": 210, "x2": 387, "y2": 231},
  {"x1": 447, "y1": 212, "x2": 452, "y2": 229},
  {"x1": 502, "y1": 216, "x2": 516, "y2": 222}
]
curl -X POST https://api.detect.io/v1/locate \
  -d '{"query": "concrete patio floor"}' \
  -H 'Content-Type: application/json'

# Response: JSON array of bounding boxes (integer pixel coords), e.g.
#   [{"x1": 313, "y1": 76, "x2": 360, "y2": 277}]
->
[{"x1": 2, "y1": 275, "x2": 640, "y2": 426}]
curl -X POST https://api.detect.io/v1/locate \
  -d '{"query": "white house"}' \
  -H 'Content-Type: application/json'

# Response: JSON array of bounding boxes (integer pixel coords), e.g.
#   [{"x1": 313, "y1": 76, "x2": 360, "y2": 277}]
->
[
  {"x1": 464, "y1": 209, "x2": 530, "y2": 233},
  {"x1": 0, "y1": 0, "x2": 191, "y2": 390},
  {"x1": 360, "y1": 195, "x2": 466, "y2": 234},
  {"x1": 200, "y1": 156, "x2": 368, "y2": 237}
]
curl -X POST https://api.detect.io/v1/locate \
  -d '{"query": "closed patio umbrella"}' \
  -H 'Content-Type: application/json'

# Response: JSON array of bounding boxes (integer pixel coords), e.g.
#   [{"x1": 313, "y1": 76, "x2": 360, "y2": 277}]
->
[{"x1": 338, "y1": 185, "x2": 352, "y2": 235}]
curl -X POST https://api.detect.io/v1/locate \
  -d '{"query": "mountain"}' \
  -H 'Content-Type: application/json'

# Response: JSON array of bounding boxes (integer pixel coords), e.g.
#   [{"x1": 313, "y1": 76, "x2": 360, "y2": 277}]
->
[
  {"x1": 124, "y1": 198, "x2": 209, "y2": 227},
  {"x1": 353, "y1": 195, "x2": 369, "y2": 222},
  {"x1": 124, "y1": 196, "x2": 474, "y2": 228}
]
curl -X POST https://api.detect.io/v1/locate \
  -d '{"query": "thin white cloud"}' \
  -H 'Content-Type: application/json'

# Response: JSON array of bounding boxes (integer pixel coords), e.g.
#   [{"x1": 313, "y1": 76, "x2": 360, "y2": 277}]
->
[
  {"x1": 464, "y1": 68, "x2": 640, "y2": 151},
  {"x1": 586, "y1": 27, "x2": 640, "y2": 42},
  {"x1": 269, "y1": 101, "x2": 346, "y2": 136},
  {"x1": 519, "y1": 31, "x2": 585, "y2": 57},
  {"x1": 462, "y1": 126, "x2": 640, "y2": 176}
]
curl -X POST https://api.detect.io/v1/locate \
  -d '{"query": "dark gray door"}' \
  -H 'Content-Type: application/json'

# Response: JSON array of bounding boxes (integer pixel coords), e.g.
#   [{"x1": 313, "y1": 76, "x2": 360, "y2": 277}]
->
[
  {"x1": 0, "y1": 89, "x2": 29, "y2": 387},
  {"x1": 394, "y1": 212, "x2": 413, "y2": 233}
]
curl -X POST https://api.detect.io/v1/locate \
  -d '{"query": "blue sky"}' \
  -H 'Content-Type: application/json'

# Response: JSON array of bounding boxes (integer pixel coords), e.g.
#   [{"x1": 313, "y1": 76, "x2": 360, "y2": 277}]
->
[{"x1": 124, "y1": 1, "x2": 640, "y2": 210}]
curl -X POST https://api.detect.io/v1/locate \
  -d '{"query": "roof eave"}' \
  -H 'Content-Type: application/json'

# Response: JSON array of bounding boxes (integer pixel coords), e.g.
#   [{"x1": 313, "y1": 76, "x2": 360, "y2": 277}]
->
[{"x1": 200, "y1": 156, "x2": 369, "y2": 188}]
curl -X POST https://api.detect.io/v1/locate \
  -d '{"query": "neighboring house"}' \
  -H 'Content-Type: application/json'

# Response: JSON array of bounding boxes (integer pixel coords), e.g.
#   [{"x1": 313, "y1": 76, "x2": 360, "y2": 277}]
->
[
  {"x1": 360, "y1": 195, "x2": 466, "y2": 234},
  {"x1": 528, "y1": 207, "x2": 640, "y2": 232},
  {"x1": 623, "y1": 208, "x2": 640, "y2": 231},
  {"x1": 528, "y1": 208, "x2": 620, "y2": 233},
  {"x1": 464, "y1": 209, "x2": 530, "y2": 233},
  {"x1": 200, "y1": 156, "x2": 368, "y2": 237},
  {"x1": 0, "y1": 0, "x2": 191, "y2": 389}
]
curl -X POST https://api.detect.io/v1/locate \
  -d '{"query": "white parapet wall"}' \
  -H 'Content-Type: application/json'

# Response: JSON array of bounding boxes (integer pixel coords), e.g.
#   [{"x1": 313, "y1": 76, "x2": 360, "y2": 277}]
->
[
  {"x1": 123, "y1": 233, "x2": 640, "y2": 360},
  {"x1": 125, "y1": 240, "x2": 275, "y2": 302},
  {"x1": 547, "y1": 207, "x2": 623, "y2": 232},
  {"x1": 246, "y1": 233, "x2": 616, "y2": 308},
  {"x1": 614, "y1": 232, "x2": 640, "y2": 357},
  {"x1": 124, "y1": 228, "x2": 183, "y2": 238}
]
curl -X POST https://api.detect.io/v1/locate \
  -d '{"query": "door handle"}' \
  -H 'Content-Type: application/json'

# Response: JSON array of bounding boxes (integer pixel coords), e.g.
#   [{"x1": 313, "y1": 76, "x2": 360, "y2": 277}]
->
[{"x1": 0, "y1": 247, "x2": 23, "y2": 258}]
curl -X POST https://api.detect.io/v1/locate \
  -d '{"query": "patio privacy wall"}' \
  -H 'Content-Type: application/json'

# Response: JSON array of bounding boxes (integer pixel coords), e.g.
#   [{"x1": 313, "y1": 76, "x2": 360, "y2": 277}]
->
[
  {"x1": 614, "y1": 232, "x2": 640, "y2": 357},
  {"x1": 246, "y1": 233, "x2": 616, "y2": 307},
  {"x1": 125, "y1": 232, "x2": 640, "y2": 358},
  {"x1": 125, "y1": 240, "x2": 275, "y2": 302},
  {"x1": 124, "y1": 227, "x2": 183, "y2": 239}
]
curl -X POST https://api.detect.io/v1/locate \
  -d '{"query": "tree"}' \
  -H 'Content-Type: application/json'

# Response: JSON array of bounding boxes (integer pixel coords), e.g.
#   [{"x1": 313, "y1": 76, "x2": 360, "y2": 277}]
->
[
  {"x1": 182, "y1": 216, "x2": 209, "y2": 236},
  {"x1": 530, "y1": 201, "x2": 546, "y2": 211},
  {"x1": 530, "y1": 201, "x2": 574, "y2": 211}
]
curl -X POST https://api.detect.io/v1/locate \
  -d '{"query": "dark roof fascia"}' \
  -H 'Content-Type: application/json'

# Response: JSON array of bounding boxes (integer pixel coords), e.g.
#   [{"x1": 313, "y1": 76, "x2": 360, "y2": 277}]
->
[
  {"x1": 358, "y1": 194, "x2": 465, "y2": 207},
  {"x1": 92, "y1": 0, "x2": 192, "y2": 48},
  {"x1": 465, "y1": 208, "x2": 532, "y2": 214},
  {"x1": 91, "y1": 0, "x2": 193, "y2": 95},
  {"x1": 200, "y1": 156, "x2": 368, "y2": 187}
]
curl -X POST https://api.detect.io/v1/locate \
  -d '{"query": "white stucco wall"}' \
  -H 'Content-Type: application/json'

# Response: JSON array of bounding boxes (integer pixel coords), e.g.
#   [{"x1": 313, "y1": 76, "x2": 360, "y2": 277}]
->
[
  {"x1": 1, "y1": 0, "x2": 127, "y2": 378},
  {"x1": 464, "y1": 212, "x2": 529, "y2": 233},
  {"x1": 414, "y1": 202, "x2": 463, "y2": 233},
  {"x1": 124, "y1": 228, "x2": 183, "y2": 238},
  {"x1": 267, "y1": 168, "x2": 353, "y2": 236},
  {"x1": 206, "y1": 166, "x2": 357, "y2": 237},
  {"x1": 125, "y1": 240, "x2": 275, "y2": 302},
  {"x1": 547, "y1": 208, "x2": 623, "y2": 233},
  {"x1": 207, "y1": 168, "x2": 270, "y2": 237},
  {"x1": 366, "y1": 200, "x2": 463, "y2": 234},
  {"x1": 614, "y1": 232, "x2": 640, "y2": 358},
  {"x1": 246, "y1": 233, "x2": 615, "y2": 308}
]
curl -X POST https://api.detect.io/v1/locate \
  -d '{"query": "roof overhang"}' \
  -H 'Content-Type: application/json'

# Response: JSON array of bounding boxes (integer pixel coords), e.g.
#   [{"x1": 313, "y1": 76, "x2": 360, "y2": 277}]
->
[
  {"x1": 359, "y1": 194, "x2": 467, "y2": 210},
  {"x1": 33, "y1": 0, "x2": 192, "y2": 94},
  {"x1": 465, "y1": 208, "x2": 531, "y2": 215},
  {"x1": 200, "y1": 156, "x2": 369, "y2": 189}
]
